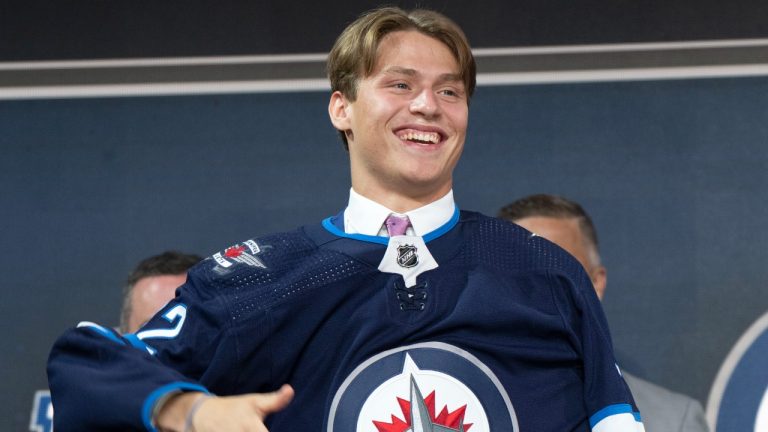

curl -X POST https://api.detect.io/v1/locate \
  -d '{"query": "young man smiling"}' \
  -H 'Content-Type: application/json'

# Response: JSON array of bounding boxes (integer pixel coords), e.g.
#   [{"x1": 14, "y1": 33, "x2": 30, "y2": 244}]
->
[
  {"x1": 328, "y1": 29, "x2": 468, "y2": 212},
  {"x1": 48, "y1": 7, "x2": 645, "y2": 432}
]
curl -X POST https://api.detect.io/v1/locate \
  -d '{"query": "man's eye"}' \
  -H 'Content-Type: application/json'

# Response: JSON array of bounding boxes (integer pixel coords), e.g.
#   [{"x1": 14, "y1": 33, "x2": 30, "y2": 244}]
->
[
  {"x1": 394, "y1": 83, "x2": 409, "y2": 89},
  {"x1": 440, "y1": 88, "x2": 462, "y2": 97}
]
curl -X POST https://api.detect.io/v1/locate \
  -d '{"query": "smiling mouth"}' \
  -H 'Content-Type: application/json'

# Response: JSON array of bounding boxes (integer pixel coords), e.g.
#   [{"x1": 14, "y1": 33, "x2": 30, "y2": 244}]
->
[{"x1": 398, "y1": 131, "x2": 441, "y2": 144}]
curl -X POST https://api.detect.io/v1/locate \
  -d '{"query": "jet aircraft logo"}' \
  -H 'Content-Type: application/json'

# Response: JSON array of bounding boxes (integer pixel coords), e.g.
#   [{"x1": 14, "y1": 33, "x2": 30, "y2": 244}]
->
[
  {"x1": 373, "y1": 375, "x2": 472, "y2": 431},
  {"x1": 212, "y1": 239, "x2": 266, "y2": 269},
  {"x1": 327, "y1": 342, "x2": 518, "y2": 432}
]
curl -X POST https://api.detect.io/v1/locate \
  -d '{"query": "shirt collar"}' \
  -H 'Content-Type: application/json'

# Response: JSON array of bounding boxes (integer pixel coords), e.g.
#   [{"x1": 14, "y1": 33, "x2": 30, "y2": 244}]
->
[{"x1": 344, "y1": 188, "x2": 456, "y2": 237}]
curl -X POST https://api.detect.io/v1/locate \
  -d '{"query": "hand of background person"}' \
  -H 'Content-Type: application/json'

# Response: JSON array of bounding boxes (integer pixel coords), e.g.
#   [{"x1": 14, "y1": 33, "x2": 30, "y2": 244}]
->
[{"x1": 157, "y1": 384, "x2": 294, "y2": 432}]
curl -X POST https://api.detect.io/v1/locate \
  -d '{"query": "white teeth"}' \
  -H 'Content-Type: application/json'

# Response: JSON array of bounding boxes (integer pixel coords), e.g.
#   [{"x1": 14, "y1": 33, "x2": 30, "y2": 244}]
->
[{"x1": 399, "y1": 132, "x2": 439, "y2": 144}]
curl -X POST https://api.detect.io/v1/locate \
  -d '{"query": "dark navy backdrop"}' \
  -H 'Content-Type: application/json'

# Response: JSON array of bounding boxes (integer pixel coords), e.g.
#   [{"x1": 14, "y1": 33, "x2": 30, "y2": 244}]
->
[{"x1": 2, "y1": 77, "x2": 768, "y2": 430}]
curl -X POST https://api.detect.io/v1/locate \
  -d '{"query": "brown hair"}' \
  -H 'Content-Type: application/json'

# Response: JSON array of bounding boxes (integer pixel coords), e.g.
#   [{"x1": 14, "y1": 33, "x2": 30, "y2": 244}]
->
[{"x1": 327, "y1": 7, "x2": 476, "y2": 147}]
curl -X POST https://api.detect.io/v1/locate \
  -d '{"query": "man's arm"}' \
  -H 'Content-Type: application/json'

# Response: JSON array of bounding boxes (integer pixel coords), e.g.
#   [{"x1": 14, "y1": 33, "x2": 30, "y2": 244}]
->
[
  {"x1": 47, "y1": 322, "x2": 210, "y2": 431},
  {"x1": 547, "y1": 267, "x2": 646, "y2": 431},
  {"x1": 47, "y1": 261, "x2": 281, "y2": 430},
  {"x1": 156, "y1": 386, "x2": 294, "y2": 432},
  {"x1": 681, "y1": 398, "x2": 710, "y2": 432}
]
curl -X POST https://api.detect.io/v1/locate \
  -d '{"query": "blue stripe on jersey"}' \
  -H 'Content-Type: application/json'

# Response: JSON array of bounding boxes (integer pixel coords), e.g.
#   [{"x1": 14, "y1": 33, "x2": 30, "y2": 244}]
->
[
  {"x1": 589, "y1": 403, "x2": 641, "y2": 427},
  {"x1": 321, "y1": 206, "x2": 460, "y2": 244},
  {"x1": 322, "y1": 218, "x2": 389, "y2": 245},
  {"x1": 76, "y1": 321, "x2": 125, "y2": 346},
  {"x1": 141, "y1": 382, "x2": 211, "y2": 432},
  {"x1": 423, "y1": 206, "x2": 460, "y2": 242},
  {"x1": 123, "y1": 333, "x2": 157, "y2": 355}
]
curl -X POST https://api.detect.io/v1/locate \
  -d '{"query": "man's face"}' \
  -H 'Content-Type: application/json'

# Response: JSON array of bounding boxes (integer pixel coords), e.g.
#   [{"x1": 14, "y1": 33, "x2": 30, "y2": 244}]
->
[
  {"x1": 514, "y1": 216, "x2": 607, "y2": 299},
  {"x1": 127, "y1": 273, "x2": 187, "y2": 333},
  {"x1": 329, "y1": 30, "x2": 469, "y2": 210}
]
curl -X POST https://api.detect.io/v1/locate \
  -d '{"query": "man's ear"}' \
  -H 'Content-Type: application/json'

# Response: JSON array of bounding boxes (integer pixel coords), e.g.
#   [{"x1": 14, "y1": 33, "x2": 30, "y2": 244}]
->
[
  {"x1": 591, "y1": 265, "x2": 607, "y2": 301},
  {"x1": 328, "y1": 91, "x2": 351, "y2": 132}
]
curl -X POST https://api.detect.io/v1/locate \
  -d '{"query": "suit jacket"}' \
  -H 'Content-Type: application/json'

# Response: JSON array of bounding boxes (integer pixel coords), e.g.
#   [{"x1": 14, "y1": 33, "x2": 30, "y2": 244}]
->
[{"x1": 623, "y1": 372, "x2": 710, "y2": 432}]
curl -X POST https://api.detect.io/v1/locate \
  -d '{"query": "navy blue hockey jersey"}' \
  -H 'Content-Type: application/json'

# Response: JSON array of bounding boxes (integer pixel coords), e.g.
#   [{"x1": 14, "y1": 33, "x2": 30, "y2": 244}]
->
[{"x1": 48, "y1": 210, "x2": 644, "y2": 431}]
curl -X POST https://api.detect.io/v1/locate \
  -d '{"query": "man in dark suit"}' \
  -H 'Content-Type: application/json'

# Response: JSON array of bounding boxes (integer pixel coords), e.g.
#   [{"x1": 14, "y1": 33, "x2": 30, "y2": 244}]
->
[{"x1": 499, "y1": 193, "x2": 710, "y2": 432}]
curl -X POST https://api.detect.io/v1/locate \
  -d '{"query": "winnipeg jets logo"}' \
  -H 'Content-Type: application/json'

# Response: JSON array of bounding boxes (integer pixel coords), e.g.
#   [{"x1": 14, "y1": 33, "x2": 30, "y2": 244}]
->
[
  {"x1": 374, "y1": 375, "x2": 472, "y2": 431},
  {"x1": 358, "y1": 353, "x2": 484, "y2": 431},
  {"x1": 397, "y1": 244, "x2": 418, "y2": 268},
  {"x1": 327, "y1": 342, "x2": 519, "y2": 432}
]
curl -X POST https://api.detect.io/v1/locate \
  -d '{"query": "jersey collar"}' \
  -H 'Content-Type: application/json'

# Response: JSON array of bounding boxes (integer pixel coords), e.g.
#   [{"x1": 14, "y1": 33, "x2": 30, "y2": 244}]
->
[
  {"x1": 322, "y1": 188, "x2": 459, "y2": 245},
  {"x1": 343, "y1": 188, "x2": 456, "y2": 237}
]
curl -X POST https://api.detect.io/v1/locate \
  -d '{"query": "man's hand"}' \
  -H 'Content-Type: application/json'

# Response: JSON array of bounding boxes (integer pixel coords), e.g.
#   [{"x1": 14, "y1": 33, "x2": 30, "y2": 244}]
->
[{"x1": 157, "y1": 385, "x2": 294, "y2": 432}]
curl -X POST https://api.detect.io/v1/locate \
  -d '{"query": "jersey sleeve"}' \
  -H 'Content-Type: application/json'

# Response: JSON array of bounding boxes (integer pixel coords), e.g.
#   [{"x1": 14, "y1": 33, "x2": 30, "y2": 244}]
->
[
  {"x1": 47, "y1": 261, "x2": 235, "y2": 431},
  {"x1": 550, "y1": 268, "x2": 646, "y2": 432}
]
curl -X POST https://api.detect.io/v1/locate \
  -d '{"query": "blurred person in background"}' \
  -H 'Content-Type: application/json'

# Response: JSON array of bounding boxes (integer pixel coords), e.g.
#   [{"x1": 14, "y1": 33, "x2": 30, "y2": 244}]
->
[
  {"x1": 499, "y1": 193, "x2": 709, "y2": 432},
  {"x1": 120, "y1": 251, "x2": 203, "y2": 333}
]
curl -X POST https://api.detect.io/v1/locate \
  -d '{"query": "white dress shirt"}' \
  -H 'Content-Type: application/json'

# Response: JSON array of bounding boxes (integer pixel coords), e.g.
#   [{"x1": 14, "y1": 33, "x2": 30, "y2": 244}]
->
[{"x1": 343, "y1": 188, "x2": 456, "y2": 237}]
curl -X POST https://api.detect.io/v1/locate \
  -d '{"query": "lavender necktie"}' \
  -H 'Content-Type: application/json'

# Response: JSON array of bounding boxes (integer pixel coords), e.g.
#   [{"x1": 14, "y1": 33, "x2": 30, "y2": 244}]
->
[{"x1": 385, "y1": 214, "x2": 411, "y2": 237}]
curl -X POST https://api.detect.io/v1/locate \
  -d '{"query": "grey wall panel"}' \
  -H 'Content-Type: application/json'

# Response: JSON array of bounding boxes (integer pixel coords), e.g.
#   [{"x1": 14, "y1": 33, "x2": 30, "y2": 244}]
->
[{"x1": 3, "y1": 76, "x2": 767, "y2": 430}]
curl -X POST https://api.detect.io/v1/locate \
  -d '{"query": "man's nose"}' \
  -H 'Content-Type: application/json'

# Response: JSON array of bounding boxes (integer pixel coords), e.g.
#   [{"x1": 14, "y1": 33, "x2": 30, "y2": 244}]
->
[{"x1": 410, "y1": 90, "x2": 439, "y2": 117}]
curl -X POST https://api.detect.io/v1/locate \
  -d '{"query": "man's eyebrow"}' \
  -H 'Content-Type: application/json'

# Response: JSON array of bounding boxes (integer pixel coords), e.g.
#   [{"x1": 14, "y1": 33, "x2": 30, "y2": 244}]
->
[
  {"x1": 382, "y1": 66, "x2": 418, "y2": 77},
  {"x1": 382, "y1": 67, "x2": 463, "y2": 84},
  {"x1": 437, "y1": 73, "x2": 463, "y2": 84}
]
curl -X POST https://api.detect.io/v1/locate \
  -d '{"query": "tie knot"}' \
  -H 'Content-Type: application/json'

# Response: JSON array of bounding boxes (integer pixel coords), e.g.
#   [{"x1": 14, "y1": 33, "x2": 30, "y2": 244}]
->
[{"x1": 385, "y1": 214, "x2": 411, "y2": 237}]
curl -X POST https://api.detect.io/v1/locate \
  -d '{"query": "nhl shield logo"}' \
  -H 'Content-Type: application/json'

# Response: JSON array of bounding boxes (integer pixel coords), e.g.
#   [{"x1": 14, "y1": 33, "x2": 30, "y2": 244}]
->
[{"x1": 397, "y1": 244, "x2": 418, "y2": 268}]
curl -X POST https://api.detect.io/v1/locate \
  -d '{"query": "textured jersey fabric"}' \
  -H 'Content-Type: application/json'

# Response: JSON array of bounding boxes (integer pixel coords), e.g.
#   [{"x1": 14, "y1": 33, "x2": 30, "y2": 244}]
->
[{"x1": 48, "y1": 211, "x2": 644, "y2": 431}]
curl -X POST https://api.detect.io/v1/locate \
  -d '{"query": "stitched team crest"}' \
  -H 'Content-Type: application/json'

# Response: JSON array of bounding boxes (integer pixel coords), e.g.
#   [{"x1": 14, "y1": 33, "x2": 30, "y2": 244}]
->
[
  {"x1": 212, "y1": 239, "x2": 266, "y2": 269},
  {"x1": 397, "y1": 244, "x2": 419, "y2": 268},
  {"x1": 372, "y1": 374, "x2": 472, "y2": 431},
  {"x1": 326, "y1": 342, "x2": 519, "y2": 431}
]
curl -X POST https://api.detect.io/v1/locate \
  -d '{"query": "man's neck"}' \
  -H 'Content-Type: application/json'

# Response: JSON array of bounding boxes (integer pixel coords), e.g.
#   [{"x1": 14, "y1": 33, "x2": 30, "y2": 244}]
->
[{"x1": 351, "y1": 183, "x2": 452, "y2": 213}]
